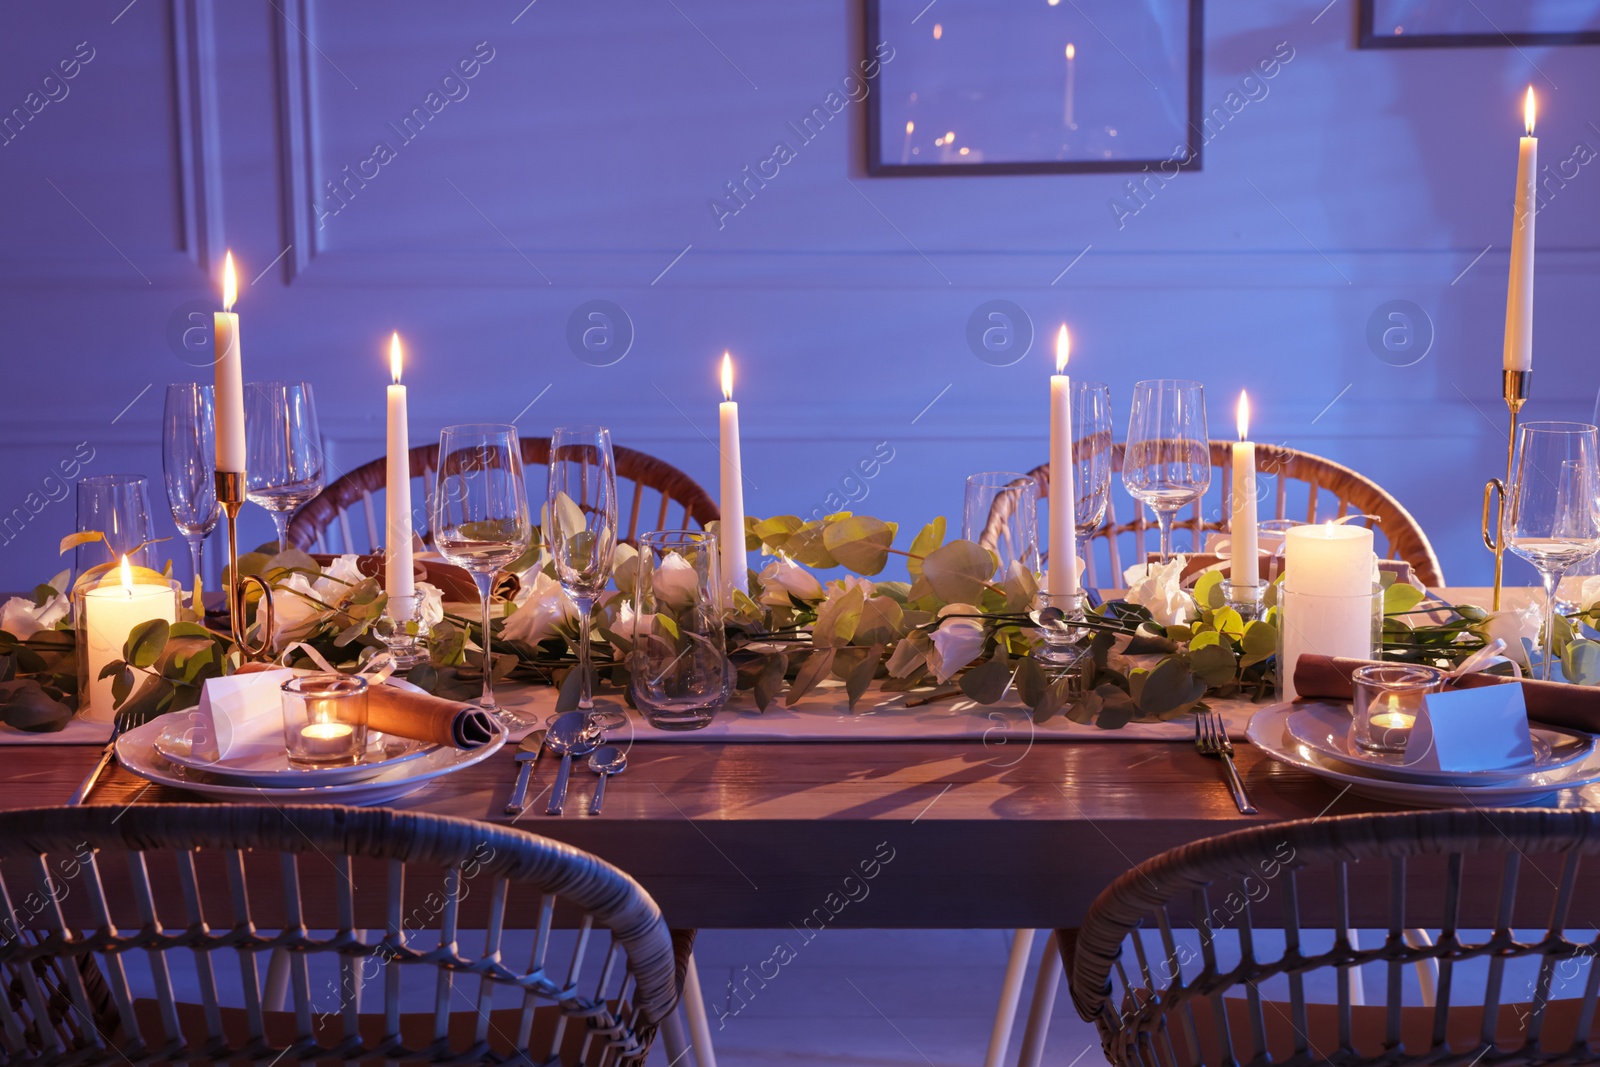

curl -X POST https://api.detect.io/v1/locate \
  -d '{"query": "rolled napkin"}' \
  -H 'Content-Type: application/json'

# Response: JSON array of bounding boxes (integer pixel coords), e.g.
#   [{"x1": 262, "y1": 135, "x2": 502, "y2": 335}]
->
[
  {"x1": 1292, "y1": 654, "x2": 1600, "y2": 734},
  {"x1": 235, "y1": 662, "x2": 496, "y2": 749}
]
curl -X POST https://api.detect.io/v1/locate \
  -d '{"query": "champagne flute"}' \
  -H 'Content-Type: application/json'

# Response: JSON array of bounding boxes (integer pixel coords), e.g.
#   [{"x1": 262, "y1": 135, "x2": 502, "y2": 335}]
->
[
  {"x1": 1506, "y1": 421, "x2": 1600, "y2": 680},
  {"x1": 245, "y1": 381, "x2": 325, "y2": 551},
  {"x1": 1073, "y1": 380, "x2": 1114, "y2": 557},
  {"x1": 162, "y1": 384, "x2": 221, "y2": 600},
  {"x1": 1122, "y1": 379, "x2": 1210, "y2": 566},
  {"x1": 433, "y1": 424, "x2": 533, "y2": 723},
  {"x1": 546, "y1": 426, "x2": 619, "y2": 725}
]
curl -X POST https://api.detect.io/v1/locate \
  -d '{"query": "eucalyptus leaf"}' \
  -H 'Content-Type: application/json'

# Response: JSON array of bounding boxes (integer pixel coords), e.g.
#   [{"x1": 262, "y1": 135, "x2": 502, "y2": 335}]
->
[
  {"x1": 814, "y1": 587, "x2": 865, "y2": 648},
  {"x1": 1384, "y1": 583, "x2": 1426, "y2": 615},
  {"x1": 1136, "y1": 657, "x2": 1207, "y2": 716},
  {"x1": 786, "y1": 648, "x2": 836, "y2": 706},
  {"x1": 845, "y1": 645, "x2": 883, "y2": 710},
  {"x1": 855, "y1": 596, "x2": 905, "y2": 646},
  {"x1": 755, "y1": 652, "x2": 788, "y2": 711},
  {"x1": 124, "y1": 619, "x2": 170, "y2": 669},
  {"x1": 1563, "y1": 639, "x2": 1600, "y2": 686},
  {"x1": 1187, "y1": 643, "x2": 1238, "y2": 687},
  {"x1": 823, "y1": 516, "x2": 897, "y2": 576},
  {"x1": 920, "y1": 540, "x2": 994, "y2": 606},
  {"x1": 1194, "y1": 570, "x2": 1224, "y2": 611},
  {"x1": 0, "y1": 679, "x2": 71, "y2": 731},
  {"x1": 1015, "y1": 657, "x2": 1048, "y2": 708},
  {"x1": 959, "y1": 659, "x2": 1012, "y2": 705},
  {"x1": 1032, "y1": 675, "x2": 1074, "y2": 724},
  {"x1": 907, "y1": 517, "x2": 946, "y2": 577}
]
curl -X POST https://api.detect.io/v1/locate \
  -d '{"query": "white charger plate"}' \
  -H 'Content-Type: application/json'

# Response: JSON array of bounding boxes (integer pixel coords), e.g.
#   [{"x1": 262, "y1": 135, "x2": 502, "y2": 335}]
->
[
  {"x1": 152, "y1": 717, "x2": 437, "y2": 787},
  {"x1": 1282, "y1": 701, "x2": 1596, "y2": 786},
  {"x1": 116, "y1": 717, "x2": 505, "y2": 806},
  {"x1": 1247, "y1": 703, "x2": 1600, "y2": 808}
]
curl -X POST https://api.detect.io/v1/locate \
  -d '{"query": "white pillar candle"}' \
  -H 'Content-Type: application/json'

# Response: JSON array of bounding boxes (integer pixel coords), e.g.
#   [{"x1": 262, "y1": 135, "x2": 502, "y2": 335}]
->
[
  {"x1": 1047, "y1": 325, "x2": 1079, "y2": 596},
  {"x1": 1504, "y1": 87, "x2": 1537, "y2": 373},
  {"x1": 1230, "y1": 391, "x2": 1258, "y2": 584},
  {"x1": 82, "y1": 557, "x2": 177, "y2": 722},
  {"x1": 213, "y1": 251, "x2": 246, "y2": 473},
  {"x1": 718, "y1": 352, "x2": 748, "y2": 599},
  {"x1": 385, "y1": 332, "x2": 415, "y2": 612},
  {"x1": 1280, "y1": 523, "x2": 1376, "y2": 702}
]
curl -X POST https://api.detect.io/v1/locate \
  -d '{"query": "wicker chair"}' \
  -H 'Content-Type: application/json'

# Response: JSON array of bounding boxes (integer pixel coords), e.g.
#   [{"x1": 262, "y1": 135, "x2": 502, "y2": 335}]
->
[
  {"x1": 1066, "y1": 808, "x2": 1600, "y2": 1067},
  {"x1": 287, "y1": 439, "x2": 717, "y2": 553},
  {"x1": 1020, "y1": 440, "x2": 1444, "y2": 588},
  {"x1": 0, "y1": 804, "x2": 688, "y2": 1065}
]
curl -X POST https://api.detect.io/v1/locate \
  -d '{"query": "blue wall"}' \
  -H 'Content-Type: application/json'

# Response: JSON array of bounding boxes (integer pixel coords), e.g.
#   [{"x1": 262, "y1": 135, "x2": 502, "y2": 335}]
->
[{"x1": 1, "y1": 0, "x2": 1597, "y2": 591}]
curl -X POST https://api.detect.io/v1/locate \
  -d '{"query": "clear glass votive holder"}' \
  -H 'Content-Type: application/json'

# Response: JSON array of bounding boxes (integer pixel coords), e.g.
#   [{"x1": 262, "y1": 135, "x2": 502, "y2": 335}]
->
[
  {"x1": 1032, "y1": 590, "x2": 1090, "y2": 665},
  {"x1": 1351, "y1": 663, "x2": 1445, "y2": 755},
  {"x1": 628, "y1": 531, "x2": 729, "y2": 730},
  {"x1": 74, "y1": 575, "x2": 182, "y2": 724},
  {"x1": 1220, "y1": 578, "x2": 1267, "y2": 622},
  {"x1": 281, "y1": 673, "x2": 368, "y2": 766},
  {"x1": 375, "y1": 593, "x2": 430, "y2": 669}
]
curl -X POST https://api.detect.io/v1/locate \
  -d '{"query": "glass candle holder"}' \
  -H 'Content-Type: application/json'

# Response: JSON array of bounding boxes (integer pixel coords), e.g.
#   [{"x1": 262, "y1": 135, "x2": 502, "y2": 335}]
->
[
  {"x1": 1220, "y1": 578, "x2": 1267, "y2": 622},
  {"x1": 73, "y1": 575, "x2": 182, "y2": 723},
  {"x1": 1351, "y1": 663, "x2": 1445, "y2": 755},
  {"x1": 1032, "y1": 589, "x2": 1090, "y2": 666},
  {"x1": 375, "y1": 593, "x2": 430, "y2": 670},
  {"x1": 281, "y1": 673, "x2": 368, "y2": 765},
  {"x1": 628, "y1": 531, "x2": 729, "y2": 730}
]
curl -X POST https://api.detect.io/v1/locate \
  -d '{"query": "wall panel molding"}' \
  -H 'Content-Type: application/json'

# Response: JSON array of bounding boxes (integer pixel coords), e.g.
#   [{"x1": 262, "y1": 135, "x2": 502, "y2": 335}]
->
[
  {"x1": 170, "y1": 0, "x2": 224, "y2": 277},
  {"x1": 273, "y1": 0, "x2": 324, "y2": 283}
]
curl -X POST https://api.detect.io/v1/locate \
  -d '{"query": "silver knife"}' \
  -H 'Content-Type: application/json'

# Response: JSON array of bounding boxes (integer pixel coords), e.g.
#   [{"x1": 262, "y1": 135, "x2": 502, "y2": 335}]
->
[{"x1": 504, "y1": 730, "x2": 547, "y2": 815}]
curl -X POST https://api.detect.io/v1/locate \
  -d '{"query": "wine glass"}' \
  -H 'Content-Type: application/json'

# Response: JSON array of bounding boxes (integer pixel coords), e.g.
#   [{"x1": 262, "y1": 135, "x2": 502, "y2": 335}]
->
[
  {"x1": 73, "y1": 475, "x2": 156, "y2": 578},
  {"x1": 433, "y1": 425, "x2": 533, "y2": 723},
  {"x1": 162, "y1": 384, "x2": 221, "y2": 598},
  {"x1": 1506, "y1": 421, "x2": 1600, "y2": 680},
  {"x1": 245, "y1": 381, "x2": 325, "y2": 552},
  {"x1": 1073, "y1": 380, "x2": 1114, "y2": 563},
  {"x1": 546, "y1": 426, "x2": 619, "y2": 726},
  {"x1": 962, "y1": 472, "x2": 1039, "y2": 583},
  {"x1": 1122, "y1": 379, "x2": 1210, "y2": 566}
]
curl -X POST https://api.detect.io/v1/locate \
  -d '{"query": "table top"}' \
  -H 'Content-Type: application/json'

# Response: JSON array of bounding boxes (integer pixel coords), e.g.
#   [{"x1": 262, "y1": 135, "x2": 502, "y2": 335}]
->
[{"x1": 7, "y1": 587, "x2": 1566, "y2": 930}]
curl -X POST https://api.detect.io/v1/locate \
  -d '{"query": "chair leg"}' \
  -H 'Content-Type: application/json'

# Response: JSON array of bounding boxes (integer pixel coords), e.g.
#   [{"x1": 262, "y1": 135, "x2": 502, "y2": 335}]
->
[
  {"x1": 682, "y1": 951, "x2": 717, "y2": 1067},
  {"x1": 1016, "y1": 931, "x2": 1062, "y2": 1067},
  {"x1": 984, "y1": 929, "x2": 1036, "y2": 1067},
  {"x1": 659, "y1": 1002, "x2": 694, "y2": 1067},
  {"x1": 263, "y1": 947, "x2": 290, "y2": 1012}
]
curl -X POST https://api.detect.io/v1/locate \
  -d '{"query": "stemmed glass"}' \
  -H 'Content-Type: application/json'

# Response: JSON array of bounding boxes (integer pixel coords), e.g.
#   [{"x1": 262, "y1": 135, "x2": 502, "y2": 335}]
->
[
  {"x1": 162, "y1": 384, "x2": 221, "y2": 598},
  {"x1": 432, "y1": 425, "x2": 533, "y2": 723},
  {"x1": 1073, "y1": 380, "x2": 1114, "y2": 559},
  {"x1": 546, "y1": 426, "x2": 620, "y2": 726},
  {"x1": 1506, "y1": 421, "x2": 1600, "y2": 680},
  {"x1": 1122, "y1": 379, "x2": 1210, "y2": 566},
  {"x1": 73, "y1": 475, "x2": 155, "y2": 577},
  {"x1": 245, "y1": 382, "x2": 325, "y2": 552}
]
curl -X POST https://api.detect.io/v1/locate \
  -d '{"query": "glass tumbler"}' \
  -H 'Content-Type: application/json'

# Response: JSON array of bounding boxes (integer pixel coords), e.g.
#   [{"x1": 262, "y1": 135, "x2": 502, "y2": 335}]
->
[
  {"x1": 281, "y1": 673, "x2": 369, "y2": 765},
  {"x1": 628, "y1": 531, "x2": 728, "y2": 730},
  {"x1": 1351, "y1": 663, "x2": 1445, "y2": 755}
]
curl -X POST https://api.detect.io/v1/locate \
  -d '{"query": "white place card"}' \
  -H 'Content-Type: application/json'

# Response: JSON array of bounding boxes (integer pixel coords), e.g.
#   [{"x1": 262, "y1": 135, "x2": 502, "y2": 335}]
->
[
  {"x1": 1405, "y1": 684, "x2": 1534, "y2": 772},
  {"x1": 188, "y1": 668, "x2": 295, "y2": 763}
]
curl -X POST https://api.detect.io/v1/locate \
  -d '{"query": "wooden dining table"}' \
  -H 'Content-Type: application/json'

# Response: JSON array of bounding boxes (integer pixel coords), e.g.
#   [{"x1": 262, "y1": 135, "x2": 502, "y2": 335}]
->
[{"x1": 6, "y1": 587, "x2": 1572, "y2": 931}]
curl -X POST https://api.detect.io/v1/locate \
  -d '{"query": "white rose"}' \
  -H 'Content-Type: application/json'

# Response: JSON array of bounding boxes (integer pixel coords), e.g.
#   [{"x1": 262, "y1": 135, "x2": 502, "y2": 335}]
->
[
  {"x1": 1479, "y1": 601, "x2": 1544, "y2": 667},
  {"x1": 758, "y1": 554, "x2": 824, "y2": 607},
  {"x1": 501, "y1": 571, "x2": 577, "y2": 646},
  {"x1": 272, "y1": 573, "x2": 325, "y2": 648},
  {"x1": 651, "y1": 552, "x2": 700, "y2": 608},
  {"x1": 1122, "y1": 557, "x2": 1196, "y2": 628},
  {"x1": 0, "y1": 591, "x2": 68, "y2": 639},
  {"x1": 927, "y1": 605, "x2": 987, "y2": 683},
  {"x1": 612, "y1": 543, "x2": 640, "y2": 594},
  {"x1": 1581, "y1": 575, "x2": 1600, "y2": 613},
  {"x1": 314, "y1": 553, "x2": 366, "y2": 601},
  {"x1": 610, "y1": 601, "x2": 648, "y2": 642},
  {"x1": 415, "y1": 582, "x2": 445, "y2": 628}
]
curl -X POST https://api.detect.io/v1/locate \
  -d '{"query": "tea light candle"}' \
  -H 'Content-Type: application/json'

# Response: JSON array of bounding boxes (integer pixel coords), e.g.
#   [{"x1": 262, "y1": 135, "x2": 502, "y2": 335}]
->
[{"x1": 298, "y1": 721, "x2": 356, "y2": 757}]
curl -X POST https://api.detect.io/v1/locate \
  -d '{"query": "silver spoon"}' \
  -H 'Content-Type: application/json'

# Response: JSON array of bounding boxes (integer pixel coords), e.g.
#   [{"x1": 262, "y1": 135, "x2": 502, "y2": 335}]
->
[
  {"x1": 586, "y1": 745, "x2": 627, "y2": 816},
  {"x1": 544, "y1": 711, "x2": 601, "y2": 816}
]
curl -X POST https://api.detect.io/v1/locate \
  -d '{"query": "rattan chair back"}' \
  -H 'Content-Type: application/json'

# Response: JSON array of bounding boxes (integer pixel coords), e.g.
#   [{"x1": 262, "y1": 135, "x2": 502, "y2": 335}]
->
[
  {"x1": 0, "y1": 804, "x2": 681, "y2": 1065},
  {"x1": 1067, "y1": 808, "x2": 1600, "y2": 1067},
  {"x1": 1017, "y1": 440, "x2": 1443, "y2": 588},
  {"x1": 288, "y1": 438, "x2": 717, "y2": 553}
]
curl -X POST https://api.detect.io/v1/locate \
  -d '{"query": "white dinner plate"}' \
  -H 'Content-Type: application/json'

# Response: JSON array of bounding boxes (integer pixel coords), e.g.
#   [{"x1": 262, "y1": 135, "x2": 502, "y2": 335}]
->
[
  {"x1": 152, "y1": 715, "x2": 438, "y2": 787},
  {"x1": 116, "y1": 717, "x2": 506, "y2": 806},
  {"x1": 1247, "y1": 703, "x2": 1600, "y2": 808},
  {"x1": 1282, "y1": 701, "x2": 1597, "y2": 786}
]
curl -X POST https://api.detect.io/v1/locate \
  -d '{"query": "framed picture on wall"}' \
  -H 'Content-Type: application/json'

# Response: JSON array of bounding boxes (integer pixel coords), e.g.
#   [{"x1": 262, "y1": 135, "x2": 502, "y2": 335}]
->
[
  {"x1": 864, "y1": 0, "x2": 1204, "y2": 176},
  {"x1": 1358, "y1": 0, "x2": 1600, "y2": 48}
]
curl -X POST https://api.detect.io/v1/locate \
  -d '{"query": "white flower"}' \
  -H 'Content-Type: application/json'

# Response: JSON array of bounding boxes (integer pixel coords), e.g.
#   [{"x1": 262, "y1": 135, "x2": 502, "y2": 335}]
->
[
  {"x1": 758, "y1": 554, "x2": 824, "y2": 608},
  {"x1": 1581, "y1": 575, "x2": 1600, "y2": 613},
  {"x1": 500, "y1": 570, "x2": 577, "y2": 646},
  {"x1": 1122, "y1": 557, "x2": 1196, "y2": 628},
  {"x1": 652, "y1": 551, "x2": 700, "y2": 608},
  {"x1": 415, "y1": 582, "x2": 445, "y2": 628},
  {"x1": 610, "y1": 601, "x2": 648, "y2": 642},
  {"x1": 0, "y1": 591, "x2": 68, "y2": 639},
  {"x1": 612, "y1": 543, "x2": 640, "y2": 594},
  {"x1": 271, "y1": 573, "x2": 324, "y2": 647},
  {"x1": 927, "y1": 604, "x2": 986, "y2": 682},
  {"x1": 1479, "y1": 601, "x2": 1544, "y2": 667},
  {"x1": 313, "y1": 553, "x2": 365, "y2": 601}
]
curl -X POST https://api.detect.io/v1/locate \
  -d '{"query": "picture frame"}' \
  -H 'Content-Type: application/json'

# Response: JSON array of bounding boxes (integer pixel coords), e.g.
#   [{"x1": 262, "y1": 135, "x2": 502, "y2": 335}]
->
[
  {"x1": 1357, "y1": 0, "x2": 1600, "y2": 49},
  {"x1": 864, "y1": 0, "x2": 1205, "y2": 176}
]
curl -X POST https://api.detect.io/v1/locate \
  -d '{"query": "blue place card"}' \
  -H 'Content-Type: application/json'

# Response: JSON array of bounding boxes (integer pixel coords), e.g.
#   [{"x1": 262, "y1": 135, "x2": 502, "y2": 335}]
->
[{"x1": 1406, "y1": 685, "x2": 1535, "y2": 772}]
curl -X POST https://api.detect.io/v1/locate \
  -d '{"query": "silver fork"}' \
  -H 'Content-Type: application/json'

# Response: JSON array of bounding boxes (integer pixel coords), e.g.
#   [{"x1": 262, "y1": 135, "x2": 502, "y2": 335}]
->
[{"x1": 1195, "y1": 711, "x2": 1256, "y2": 815}]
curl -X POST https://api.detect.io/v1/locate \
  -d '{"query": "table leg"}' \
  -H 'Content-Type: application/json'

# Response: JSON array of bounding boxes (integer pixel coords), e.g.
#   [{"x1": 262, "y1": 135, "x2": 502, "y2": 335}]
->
[{"x1": 984, "y1": 929, "x2": 1036, "y2": 1067}]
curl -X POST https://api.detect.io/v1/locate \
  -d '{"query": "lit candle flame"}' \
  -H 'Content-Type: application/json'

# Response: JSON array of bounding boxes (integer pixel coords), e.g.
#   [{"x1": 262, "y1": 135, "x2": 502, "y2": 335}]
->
[
  {"x1": 390, "y1": 331, "x2": 403, "y2": 384},
  {"x1": 1236, "y1": 390, "x2": 1251, "y2": 441},
  {"x1": 1066, "y1": 43, "x2": 1075, "y2": 59},
  {"x1": 905, "y1": 120, "x2": 914, "y2": 134},
  {"x1": 119, "y1": 554, "x2": 132, "y2": 596},
  {"x1": 221, "y1": 251, "x2": 237, "y2": 312},
  {"x1": 721, "y1": 351, "x2": 734, "y2": 401},
  {"x1": 944, "y1": 130, "x2": 955, "y2": 143},
  {"x1": 932, "y1": 22, "x2": 941, "y2": 38},
  {"x1": 1055, "y1": 324, "x2": 1070, "y2": 374},
  {"x1": 1524, "y1": 85, "x2": 1536, "y2": 136}
]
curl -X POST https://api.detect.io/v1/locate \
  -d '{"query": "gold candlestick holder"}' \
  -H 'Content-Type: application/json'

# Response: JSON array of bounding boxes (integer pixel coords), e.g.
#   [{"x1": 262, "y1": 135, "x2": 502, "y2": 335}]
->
[
  {"x1": 215, "y1": 471, "x2": 274, "y2": 660},
  {"x1": 1480, "y1": 369, "x2": 1531, "y2": 611}
]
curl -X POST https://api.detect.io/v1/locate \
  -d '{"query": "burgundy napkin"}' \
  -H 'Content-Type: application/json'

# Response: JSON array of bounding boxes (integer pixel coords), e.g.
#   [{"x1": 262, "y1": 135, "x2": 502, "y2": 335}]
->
[{"x1": 1292, "y1": 655, "x2": 1600, "y2": 734}]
